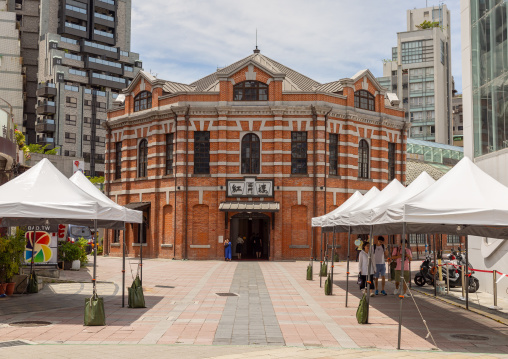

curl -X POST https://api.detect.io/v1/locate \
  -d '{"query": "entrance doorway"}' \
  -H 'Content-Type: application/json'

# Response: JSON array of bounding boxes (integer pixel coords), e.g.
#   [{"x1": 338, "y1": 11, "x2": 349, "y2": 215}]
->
[{"x1": 230, "y1": 213, "x2": 270, "y2": 260}]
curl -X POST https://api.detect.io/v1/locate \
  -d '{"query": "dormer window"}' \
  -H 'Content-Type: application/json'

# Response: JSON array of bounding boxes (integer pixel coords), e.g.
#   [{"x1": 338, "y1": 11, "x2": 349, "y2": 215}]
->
[
  {"x1": 354, "y1": 90, "x2": 375, "y2": 111},
  {"x1": 233, "y1": 81, "x2": 268, "y2": 101},
  {"x1": 134, "y1": 91, "x2": 152, "y2": 112}
]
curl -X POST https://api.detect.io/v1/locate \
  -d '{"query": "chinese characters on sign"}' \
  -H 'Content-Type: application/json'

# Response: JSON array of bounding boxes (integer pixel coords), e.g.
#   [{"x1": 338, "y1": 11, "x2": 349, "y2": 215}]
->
[{"x1": 226, "y1": 178, "x2": 274, "y2": 197}]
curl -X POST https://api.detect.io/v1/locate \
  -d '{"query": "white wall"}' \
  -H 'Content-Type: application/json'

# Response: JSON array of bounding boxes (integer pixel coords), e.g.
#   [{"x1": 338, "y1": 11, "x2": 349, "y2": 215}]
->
[{"x1": 461, "y1": 0, "x2": 508, "y2": 300}]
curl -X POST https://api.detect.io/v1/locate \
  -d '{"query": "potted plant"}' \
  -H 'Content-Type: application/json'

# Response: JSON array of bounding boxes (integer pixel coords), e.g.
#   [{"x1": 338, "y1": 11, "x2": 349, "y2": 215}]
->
[
  {"x1": 0, "y1": 229, "x2": 26, "y2": 296},
  {"x1": 58, "y1": 242, "x2": 82, "y2": 270},
  {"x1": 76, "y1": 238, "x2": 89, "y2": 267}
]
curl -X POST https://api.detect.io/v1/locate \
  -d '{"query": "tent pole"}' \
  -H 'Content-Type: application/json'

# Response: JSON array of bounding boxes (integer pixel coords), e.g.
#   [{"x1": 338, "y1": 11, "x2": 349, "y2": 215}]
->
[
  {"x1": 365, "y1": 226, "x2": 374, "y2": 323},
  {"x1": 331, "y1": 228, "x2": 335, "y2": 295},
  {"x1": 122, "y1": 229, "x2": 126, "y2": 308},
  {"x1": 465, "y1": 235, "x2": 469, "y2": 310},
  {"x1": 346, "y1": 227, "x2": 351, "y2": 307},
  {"x1": 433, "y1": 234, "x2": 437, "y2": 297},
  {"x1": 320, "y1": 231, "x2": 324, "y2": 288},
  {"x1": 93, "y1": 219, "x2": 98, "y2": 294},
  {"x1": 397, "y1": 222, "x2": 407, "y2": 350},
  {"x1": 140, "y1": 220, "x2": 143, "y2": 286}
]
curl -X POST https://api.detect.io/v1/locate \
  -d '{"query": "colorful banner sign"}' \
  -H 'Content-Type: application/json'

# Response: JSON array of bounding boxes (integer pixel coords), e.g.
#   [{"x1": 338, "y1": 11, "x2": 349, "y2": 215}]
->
[{"x1": 24, "y1": 225, "x2": 58, "y2": 265}]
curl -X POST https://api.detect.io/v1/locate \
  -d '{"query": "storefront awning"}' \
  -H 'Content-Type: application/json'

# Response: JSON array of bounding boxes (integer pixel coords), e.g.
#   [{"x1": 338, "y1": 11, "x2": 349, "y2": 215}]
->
[
  {"x1": 125, "y1": 202, "x2": 151, "y2": 211},
  {"x1": 219, "y1": 201, "x2": 279, "y2": 212}
]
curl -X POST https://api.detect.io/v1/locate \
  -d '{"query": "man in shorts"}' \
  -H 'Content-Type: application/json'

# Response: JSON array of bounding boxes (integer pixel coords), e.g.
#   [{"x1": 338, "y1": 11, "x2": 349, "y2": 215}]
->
[{"x1": 374, "y1": 236, "x2": 388, "y2": 295}]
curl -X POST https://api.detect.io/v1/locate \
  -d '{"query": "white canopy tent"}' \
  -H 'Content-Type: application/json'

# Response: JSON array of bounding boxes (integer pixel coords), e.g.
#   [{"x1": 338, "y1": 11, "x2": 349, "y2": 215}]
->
[
  {"x1": 322, "y1": 186, "x2": 381, "y2": 233},
  {"x1": 368, "y1": 157, "x2": 508, "y2": 239},
  {"x1": 350, "y1": 172, "x2": 436, "y2": 235},
  {"x1": 69, "y1": 171, "x2": 142, "y2": 225},
  {"x1": 309, "y1": 157, "x2": 508, "y2": 349},
  {"x1": 344, "y1": 179, "x2": 405, "y2": 234},
  {"x1": 0, "y1": 159, "x2": 136, "y2": 229},
  {"x1": 69, "y1": 170, "x2": 143, "y2": 308},
  {"x1": 311, "y1": 191, "x2": 363, "y2": 231}
]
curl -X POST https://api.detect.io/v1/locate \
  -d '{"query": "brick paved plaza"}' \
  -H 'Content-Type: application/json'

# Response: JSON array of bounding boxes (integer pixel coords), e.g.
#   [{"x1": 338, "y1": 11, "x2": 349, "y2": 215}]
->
[{"x1": 1, "y1": 257, "x2": 508, "y2": 358}]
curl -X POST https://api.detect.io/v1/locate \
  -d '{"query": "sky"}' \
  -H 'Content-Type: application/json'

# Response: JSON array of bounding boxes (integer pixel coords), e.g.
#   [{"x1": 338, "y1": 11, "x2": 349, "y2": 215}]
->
[{"x1": 130, "y1": 0, "x2": 462, "y2": 92}]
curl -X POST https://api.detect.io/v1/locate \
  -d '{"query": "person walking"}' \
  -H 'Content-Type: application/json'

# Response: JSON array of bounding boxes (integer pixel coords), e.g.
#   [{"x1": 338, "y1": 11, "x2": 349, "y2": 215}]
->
[
  {"x1": 374, "y1": 236, "x2": 388, "y2": 295},
  {"x1": 236, "y1": 236, "x2": 244, "y2": 260},
  {"x1": 255, "y1": 234, "x2": 262, "y2": 259},
  {"x1": 224, "y1": 238, "x2": 232, "y2": 261},
  {"x1": 355, "y1": 236, "x2": 363, "y2": 262},
  {"x1": 358, "y1": 241, "x2": 375, "y2": 297},
  {"x1": 392, "y1": 240, "x2": 412, "y2": 295}
]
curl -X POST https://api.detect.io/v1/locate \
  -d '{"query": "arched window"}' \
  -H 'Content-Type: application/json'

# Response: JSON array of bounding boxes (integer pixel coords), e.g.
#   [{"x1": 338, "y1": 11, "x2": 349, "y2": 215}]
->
[
  {"x1": 138, "y1": 139, "x2": 148, "y2": 177},
  {"x1": 134, "y1": 91, "x2": 152, "y2": 112},
  {"x1": 241, "y1": 133, "x2": 260, "y2": 174},
  {"x1": 233, "y1": 81, "x2": 268, "y2": 101},
  {"x1": 358, "y1": 139, "x2": 369, "y2": 179},
  {"x1": 354, "y1": 90, "x2": 375, "y2": 111}
]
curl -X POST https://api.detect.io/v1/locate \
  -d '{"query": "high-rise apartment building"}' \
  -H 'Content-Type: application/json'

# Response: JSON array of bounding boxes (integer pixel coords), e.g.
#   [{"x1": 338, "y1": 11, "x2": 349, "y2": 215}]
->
[
  {"x1": 461, "y1": 0, "x2": 508, "y2": 299},
  {"x1": 7, "y1": 0, "x2": 142, "y2": 176},
  {"x1": 0, "y1": 0, "x2": 22, "y2": 184},
  {"x1": 377, "y1": 5, "x2": 453, "y2": 144},
  {"x1": 5, "y1": 0, "x2": 40, "y2": 144}
]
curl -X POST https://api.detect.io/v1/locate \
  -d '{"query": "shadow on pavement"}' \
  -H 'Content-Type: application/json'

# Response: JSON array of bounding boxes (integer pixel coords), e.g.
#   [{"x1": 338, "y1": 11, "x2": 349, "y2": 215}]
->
[
  {"x1": 332, "y1": 277, "x2": 508, "y2": 354},
  {"x1": 0, "y1": 283, "x2": 166, "y2": 328}
]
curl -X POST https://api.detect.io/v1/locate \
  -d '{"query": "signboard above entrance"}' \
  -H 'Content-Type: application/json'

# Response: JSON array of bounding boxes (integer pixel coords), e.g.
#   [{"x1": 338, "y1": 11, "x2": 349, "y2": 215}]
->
[{"x1": 226, "y1": 178, "x2": 274, "y2": 198}]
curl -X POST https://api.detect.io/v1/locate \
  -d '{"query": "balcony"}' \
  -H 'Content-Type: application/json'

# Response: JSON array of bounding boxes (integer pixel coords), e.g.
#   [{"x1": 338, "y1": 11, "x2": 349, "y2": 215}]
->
[
  {"x1": 37, "y1": 100, "x2": 56, "y2": 115},
  {"x1": 95, "y1": 0, "x2": 115, "y2": 12},
  {"x1": 85, "y1": 56, "x2": 123, "y2": 75},
  {"x1": 35, "y1": 118, "x2": 56, "y2": 133},
  {"x1": 36, "y1": 135, "x2": 55, "y2": 150},
  {"x1": 61, "y1": 22, "x2": 88, "y2": 38},
  {"x1": 64, "y1": 4, "x2": 88, "y2": 21},
  {"x1": 92, "y1": 28, "x2": 115, "y2": 46},
  {"x1": 94, "y1": 12, "x2": 115, "y2": 27},
  {"x1": 90, "y1": 72, "x2": 127, "y2": 90},
  {"x1": 36, "y1": 82, "x2": 57, "y2": 97},
  {"x1": 81, "y1": 40, "x2": 119, "y2": 59}
]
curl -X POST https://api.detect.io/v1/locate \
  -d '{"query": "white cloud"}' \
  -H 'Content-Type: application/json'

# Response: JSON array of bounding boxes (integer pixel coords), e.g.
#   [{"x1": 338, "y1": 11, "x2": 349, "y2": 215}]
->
[{"x1": 131, "y1": 0, "x2": 462, "y2": 91}]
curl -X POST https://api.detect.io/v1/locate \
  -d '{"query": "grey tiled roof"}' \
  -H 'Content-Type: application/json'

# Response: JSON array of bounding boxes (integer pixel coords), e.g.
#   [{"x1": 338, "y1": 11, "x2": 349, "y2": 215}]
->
[
  {"x1": 314, "y1": 81, "x2": 343, "y2": 93},
  {"x1": 190, "y1": 53, "x2": 321, "y2": 92},
  {"x1": 162, "y1": 81, "x2": 196, "y2": 93}
]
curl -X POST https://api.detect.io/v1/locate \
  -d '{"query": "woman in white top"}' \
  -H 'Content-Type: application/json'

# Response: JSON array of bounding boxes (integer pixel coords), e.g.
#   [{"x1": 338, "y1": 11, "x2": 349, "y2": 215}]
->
[{"x1": 358, "y1": 241, "x2": 376, "y2": 297}]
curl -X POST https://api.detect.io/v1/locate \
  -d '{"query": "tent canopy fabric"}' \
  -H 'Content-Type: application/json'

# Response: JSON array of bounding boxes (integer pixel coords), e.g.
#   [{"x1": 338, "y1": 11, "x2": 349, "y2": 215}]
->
[
  {"x1": 351, "y1": 172, "x2": 436, "y2": 234},
  {"x1": 311, "y1": 191, "x2": 363, "y2": 228},
  {"x1": 0, "y1": 159, "x2": 134, "y2": 228},
  {"x1": 313, "y1": 158, "x2": 508, "y2": 239},
  {"x1": 70, "y1": 171, "x2": 143, "y2": 225},
  {"x1": 345, "y1": 179, "x2": 405, "y2": 230}
]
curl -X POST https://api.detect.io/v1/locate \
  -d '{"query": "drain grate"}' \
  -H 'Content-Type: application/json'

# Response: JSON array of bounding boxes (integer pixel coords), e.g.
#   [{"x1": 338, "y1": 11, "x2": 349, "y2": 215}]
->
[
  {"x1": 216, "y1": 292, "x2": 238, "y2": 297},
  {"x1": 0, "y1": 340, "x2": 31, "y2": 348},
  {"x1": 9, "y1": 321, "x2": 52, "y2": 327},
  {"x1": 155, "y1": 285, "x2": 175, "y2": 289},
  {"x1": 451, "y1": 334, "x2": 489, "y2": 341}
]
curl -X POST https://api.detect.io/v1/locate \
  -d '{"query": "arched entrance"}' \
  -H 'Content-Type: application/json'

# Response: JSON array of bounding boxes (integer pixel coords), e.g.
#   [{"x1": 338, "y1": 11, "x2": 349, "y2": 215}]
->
[{"x1": 230, "y1": 213, "x2": 270, "y2": 260}]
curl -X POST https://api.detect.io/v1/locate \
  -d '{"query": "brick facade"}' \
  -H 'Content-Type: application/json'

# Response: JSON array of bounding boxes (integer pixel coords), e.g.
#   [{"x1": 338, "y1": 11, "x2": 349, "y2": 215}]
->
[{"x1": 104, "y1": 53, "x2": 407, "y2": 261}]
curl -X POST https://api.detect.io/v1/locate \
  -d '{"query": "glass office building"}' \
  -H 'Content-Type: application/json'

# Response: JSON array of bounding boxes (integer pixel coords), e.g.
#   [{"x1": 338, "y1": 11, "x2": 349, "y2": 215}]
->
[{"x1": 471, "y1": 0, "x2": 508, "y2": 156}]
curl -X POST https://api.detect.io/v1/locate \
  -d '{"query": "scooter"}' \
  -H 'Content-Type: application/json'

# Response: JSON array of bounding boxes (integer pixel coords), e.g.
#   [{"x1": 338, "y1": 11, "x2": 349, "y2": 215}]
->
[
  {"x1": 414, "y1": 254, "x2": 435, "y2": 287},
  {"x1": 441, "y1": 249, "x2": 480, "y2": 293}
]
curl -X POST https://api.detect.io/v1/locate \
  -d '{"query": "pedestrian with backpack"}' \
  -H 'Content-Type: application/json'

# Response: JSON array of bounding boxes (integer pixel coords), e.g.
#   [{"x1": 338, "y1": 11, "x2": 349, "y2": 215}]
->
[{"x1": 373, "y1": 236, "x2": 388, "y2": 295}]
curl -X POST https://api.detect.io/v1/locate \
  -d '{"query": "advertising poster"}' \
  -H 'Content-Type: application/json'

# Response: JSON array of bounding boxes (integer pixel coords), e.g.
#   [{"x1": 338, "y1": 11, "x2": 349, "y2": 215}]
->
[
  {"x1": 24, "y1": 225, "x2": 59, "y2": 265},
  {"x1": 73, "y1": 160, "x2": 84, "y2": 174}
]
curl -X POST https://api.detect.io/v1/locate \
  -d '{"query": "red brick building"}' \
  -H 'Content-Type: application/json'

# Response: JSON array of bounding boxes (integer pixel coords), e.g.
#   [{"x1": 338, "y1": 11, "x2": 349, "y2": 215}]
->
[{"x1": 104, "y1": 50, "x2": 407, "y2": 260}]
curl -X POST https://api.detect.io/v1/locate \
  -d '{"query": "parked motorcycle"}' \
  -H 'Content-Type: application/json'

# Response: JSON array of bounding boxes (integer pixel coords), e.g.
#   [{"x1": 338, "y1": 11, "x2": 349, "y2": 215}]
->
[
  {"x1": 441, "y1": 249, "x2": 480, "y2": 293},
  {"x1": 414, "y1": 255, "x2": 435, "y2": 287}
]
